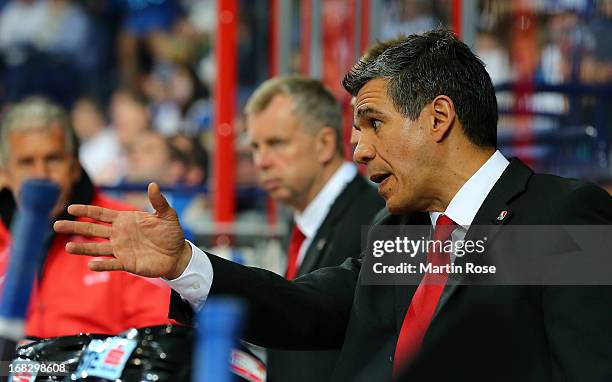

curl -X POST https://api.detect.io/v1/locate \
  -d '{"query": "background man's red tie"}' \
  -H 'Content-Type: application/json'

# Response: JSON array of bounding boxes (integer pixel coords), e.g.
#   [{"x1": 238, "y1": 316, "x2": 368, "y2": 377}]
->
[
  {"x1": 393, "y1": 214, "x2": 458, "y2": 377},
  {"x1": 285, "y1": 225, "x2": 306, "y2": 280}
]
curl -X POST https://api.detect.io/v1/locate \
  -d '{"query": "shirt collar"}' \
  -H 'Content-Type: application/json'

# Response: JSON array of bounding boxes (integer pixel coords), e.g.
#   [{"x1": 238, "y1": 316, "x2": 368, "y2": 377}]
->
[
  {"x1": 294, "y1": 162, "x2": 358, "y2": 238},
  {"x1": 430, "y1": 150, "x2": 509, "y2": 228}
]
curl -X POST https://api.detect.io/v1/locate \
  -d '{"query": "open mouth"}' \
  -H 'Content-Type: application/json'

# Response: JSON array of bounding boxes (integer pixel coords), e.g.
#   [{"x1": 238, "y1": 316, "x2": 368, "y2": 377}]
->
[{"x1": 370, "y1": 173, "x2": 391, "y2": 184}]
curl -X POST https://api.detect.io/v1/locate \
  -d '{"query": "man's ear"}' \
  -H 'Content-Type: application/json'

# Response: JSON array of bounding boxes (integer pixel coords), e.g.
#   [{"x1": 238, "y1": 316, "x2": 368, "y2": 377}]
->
[
  {"x1": 429, "y1": 95, "x2": 456, "y2": 143},
  {"x1": 315, "y1": 127, "x2": 339, "y2": 164}
]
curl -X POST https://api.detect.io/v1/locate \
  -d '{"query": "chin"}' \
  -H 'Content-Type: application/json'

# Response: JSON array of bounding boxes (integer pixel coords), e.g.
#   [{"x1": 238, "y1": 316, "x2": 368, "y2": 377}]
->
[
  {"x1": 385, "y1": 201, "x2": 403, "y2": 215},
  {"x1": 386, "y1": 197, "x2": 417, "y2": 215},
  {"x1": 387, "y1": 205, "x2": 406, "y2": 215},
  {"x1": 269, "y1": 192, "x2": 290, "y2": 205}
]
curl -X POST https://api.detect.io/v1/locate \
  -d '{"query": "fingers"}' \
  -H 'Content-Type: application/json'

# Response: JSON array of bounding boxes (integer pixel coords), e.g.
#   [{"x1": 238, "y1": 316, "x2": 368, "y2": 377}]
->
[
  {"x1": 53, "y1": 220, "x2": 112, "y2": 238},
  {"x1": 66, "y1": 241, "x2": 113, "y2": 256},
  {"x1": 66, "y1": 204, "x2": 118, "y2": 223},
  {"x1": 88, "y1": 258, "x2": 124, "y2": 272},
  {"x1": 148, "y1": 182, "x2": 173, "y2": 218}
]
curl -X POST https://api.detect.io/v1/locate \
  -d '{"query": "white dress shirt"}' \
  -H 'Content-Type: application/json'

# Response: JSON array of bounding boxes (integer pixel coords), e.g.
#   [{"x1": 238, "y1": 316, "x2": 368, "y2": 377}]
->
[
  {"x1": 430, "y1": 150, "x2": 509, "y2": 228},
  {"x1": 294, "y1": 162, "x2": 358, "y2": 266},
  {"x1": 429, "y1": 150, "x2": 509, "y2": 259},
  {"x1": 165, "y1": 162, "x2": 358, "y2": 310}
]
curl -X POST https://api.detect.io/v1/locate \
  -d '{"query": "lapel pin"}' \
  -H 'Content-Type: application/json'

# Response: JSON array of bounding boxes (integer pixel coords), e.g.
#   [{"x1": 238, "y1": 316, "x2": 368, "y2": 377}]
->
[
  {"x1": 497, "y1": 210, "x2": 508, "y2": 221},
  {"x1": 316, "y1": 239, "x2": 327, "y2": 251}
]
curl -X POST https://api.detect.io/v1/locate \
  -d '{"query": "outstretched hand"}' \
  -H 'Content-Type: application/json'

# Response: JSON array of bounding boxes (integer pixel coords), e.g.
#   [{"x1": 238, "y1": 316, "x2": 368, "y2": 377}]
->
[{"x1": 53, "y1": 183, "x2": 192, "y2": 279}]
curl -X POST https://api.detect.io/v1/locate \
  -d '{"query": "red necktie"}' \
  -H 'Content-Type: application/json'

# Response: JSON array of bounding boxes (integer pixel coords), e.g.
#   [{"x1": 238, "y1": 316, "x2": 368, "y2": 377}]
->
[
  {"x1": 285, "y1": 225, "x2": 306, "y2": 280},
  {"x1": 393, "y1": 214, "x2": 457, "y2": 377}
]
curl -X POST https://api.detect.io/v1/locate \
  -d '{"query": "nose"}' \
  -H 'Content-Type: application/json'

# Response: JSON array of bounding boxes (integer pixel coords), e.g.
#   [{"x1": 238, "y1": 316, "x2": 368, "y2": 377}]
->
[
  {"x1": 252, "y1": 146, "x2": 273, "y2": 170},
  {"x1": 31, "y1": 159, "x2": 51, "y2": 179},
  {"x1": 353, "y1": 139, "x2": 375, "y2": 165}
]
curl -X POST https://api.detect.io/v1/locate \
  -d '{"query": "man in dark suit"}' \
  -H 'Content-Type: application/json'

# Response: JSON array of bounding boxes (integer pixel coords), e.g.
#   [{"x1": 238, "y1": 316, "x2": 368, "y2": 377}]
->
[
  {"x1": 55, "y1": 28, "x2": 612, "y2": 381},
  {"x1": 240, "y1": 76, "x2": 383, "y2": 381}
]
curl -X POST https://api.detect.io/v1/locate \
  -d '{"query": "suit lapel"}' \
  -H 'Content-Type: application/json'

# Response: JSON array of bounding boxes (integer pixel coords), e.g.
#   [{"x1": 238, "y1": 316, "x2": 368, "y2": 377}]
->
[
  {"x1": 297, "y1": 175, "x2": 366, "y2": 276},
  {"x1": 434, "y1": 158, "x2": 533, "y2": 315},
  {"x1": 463, "y1": 158, "x2": 532, "y2": 249}
]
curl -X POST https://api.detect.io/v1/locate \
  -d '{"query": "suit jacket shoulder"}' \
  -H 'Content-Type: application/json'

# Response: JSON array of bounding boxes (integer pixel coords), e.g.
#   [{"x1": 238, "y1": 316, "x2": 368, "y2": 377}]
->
[
  {"x1": 471, "y1": 158, "x2": 611, "y2": 226},
  {"x1": 526, "y1": 172, "x2": 612, "y2": 224}
]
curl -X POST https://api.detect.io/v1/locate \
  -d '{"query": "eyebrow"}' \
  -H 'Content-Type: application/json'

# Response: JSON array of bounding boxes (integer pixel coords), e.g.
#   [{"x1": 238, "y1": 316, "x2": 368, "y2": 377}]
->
[{"x1": 355, "y1": 107, "x2": 386, "y2": 120}]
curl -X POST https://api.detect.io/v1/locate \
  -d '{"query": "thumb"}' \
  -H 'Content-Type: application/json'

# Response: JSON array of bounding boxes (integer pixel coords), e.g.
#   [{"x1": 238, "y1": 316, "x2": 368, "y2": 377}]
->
[{"x1": 148, "y1": 182, "x2": 174, "y2": 219}]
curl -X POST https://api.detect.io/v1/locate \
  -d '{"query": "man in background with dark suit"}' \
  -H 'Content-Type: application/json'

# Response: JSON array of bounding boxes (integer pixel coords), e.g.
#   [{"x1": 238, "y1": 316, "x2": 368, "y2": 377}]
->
[
  {"x1": 239, "y1": 76, "x2": 383, "y2": 381},
  {"x1": 55, "y1": 29, "x2": 612, "y2": 381}
]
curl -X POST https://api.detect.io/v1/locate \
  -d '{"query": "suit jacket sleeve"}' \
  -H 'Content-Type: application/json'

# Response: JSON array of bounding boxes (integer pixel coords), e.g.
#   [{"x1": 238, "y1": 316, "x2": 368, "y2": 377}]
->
[{"x1": 171, "y1": 253, "x2": 362, "y2": 351}]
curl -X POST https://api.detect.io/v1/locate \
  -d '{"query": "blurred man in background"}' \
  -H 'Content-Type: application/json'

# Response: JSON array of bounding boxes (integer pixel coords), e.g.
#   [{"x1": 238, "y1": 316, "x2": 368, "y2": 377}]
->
[
  {"x1": 240, "y1": 75, "x2": 384, "y2": 382},
  {"x1": 123, "y1": 130, "x2": 189, "y2": 212},
  {"x1": 126, "y1": 131, "x2": 186, "y2": 187},
  {"x1": 0, "y1": 97, "x2": 171, "y2": 338},
  {"x1": 71, "y1": 96, "x2": 121, "y2": 186}
]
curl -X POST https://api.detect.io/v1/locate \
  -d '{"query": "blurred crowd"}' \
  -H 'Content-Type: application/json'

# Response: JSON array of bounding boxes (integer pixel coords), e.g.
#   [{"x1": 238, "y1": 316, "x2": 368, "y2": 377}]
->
[
  {"x1": 380, "y1": 0, "x2": 612, "y2": 86},
  {"x1": 0, "y1": 0, "x2": 272, "y2": 241},
  {"x1": 0, "y1": 0, "x2": 610, "y2": 215},
  {"x1": 380, "y1": 0, "x2": 611, "y2": 185},
  {"x1": 0, "y1": 0, "x2": 219, "y2": 186}
]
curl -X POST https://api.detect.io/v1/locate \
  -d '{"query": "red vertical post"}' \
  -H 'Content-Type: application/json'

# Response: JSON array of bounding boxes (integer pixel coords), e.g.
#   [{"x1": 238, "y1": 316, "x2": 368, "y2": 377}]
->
[
  {"x1": 452, "y1": 0, "x2": 462, "y2": 38},
  {"x1": 213, "y1": 0, "x2": 237, "y2": 227},
  {"x1": 300, "y1": 0, "x2": 312, "y2": 75}
]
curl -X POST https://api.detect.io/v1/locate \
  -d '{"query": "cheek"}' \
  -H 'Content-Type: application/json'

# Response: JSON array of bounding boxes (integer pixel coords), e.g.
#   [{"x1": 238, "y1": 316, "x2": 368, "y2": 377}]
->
[
  {"x1": 57, "y1": 180, "x2": 75, "y2": 200},
  {"x1": 9, "y1": 182, "x2": 23, "y2": 201},
  {"x1": 5, "y1": 167, "x2": 25, "y2": 197},
  {"x1": 284, "y1": 157, "x2": 315, "y2": 186},
  {"x1": 282, "y1": 161, "x2": 305, "y2": 184},
  {"x1": 52, "y1": 164, "x2": 80, "y2": 196},
  {"x1": 279, "y1": 146, "x2": 307, "y2": 171}
]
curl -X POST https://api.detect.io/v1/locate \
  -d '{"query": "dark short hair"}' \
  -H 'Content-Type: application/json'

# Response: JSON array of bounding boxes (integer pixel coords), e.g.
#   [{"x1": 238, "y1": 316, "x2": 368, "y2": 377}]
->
[{"x1": 342, "y1": 28, "x2": 498, "y2": 148}]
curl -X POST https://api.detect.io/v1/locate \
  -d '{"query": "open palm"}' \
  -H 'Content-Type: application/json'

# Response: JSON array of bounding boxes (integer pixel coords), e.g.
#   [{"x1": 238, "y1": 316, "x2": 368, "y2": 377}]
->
[{"x1": 54, "y1": 183, "x2": 191, "y2": 279}]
